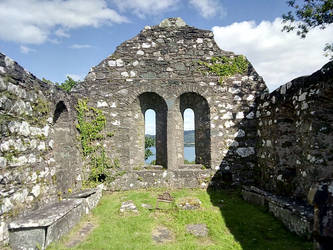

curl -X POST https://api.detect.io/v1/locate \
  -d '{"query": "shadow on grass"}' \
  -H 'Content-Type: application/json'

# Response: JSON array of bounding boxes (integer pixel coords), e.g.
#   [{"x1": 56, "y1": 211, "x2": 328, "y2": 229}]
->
[{"x1": 206, "y1": 187, "x2": 312, "y2": 250}]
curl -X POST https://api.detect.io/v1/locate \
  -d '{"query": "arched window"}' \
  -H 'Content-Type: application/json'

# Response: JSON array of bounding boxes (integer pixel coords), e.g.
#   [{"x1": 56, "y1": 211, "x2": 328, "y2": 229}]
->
[
  {"x1": 183, "y1": 108, "x2": 195, "y2": 164},
  {"x1": 145, "y1": 109, "x2": 156, "y2": 164},
  {"x1": 180, "y1": 92, "x2": 211, "y2": 168},
  {"x1": 129, "y1": 92, "x2": 167, "y2": 168}
]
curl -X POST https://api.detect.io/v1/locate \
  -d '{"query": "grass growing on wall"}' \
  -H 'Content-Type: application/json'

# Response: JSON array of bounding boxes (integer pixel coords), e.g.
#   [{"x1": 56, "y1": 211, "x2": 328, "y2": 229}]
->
[
  {"x1": 199, "y1": 55, "x2": 249, "y2": 84},
  {"x1": 48, "y1": 189, "x2": 312, "y2": 250}
]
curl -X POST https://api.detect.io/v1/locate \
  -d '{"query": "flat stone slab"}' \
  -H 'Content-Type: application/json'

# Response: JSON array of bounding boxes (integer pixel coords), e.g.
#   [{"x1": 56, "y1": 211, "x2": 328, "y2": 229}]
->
[
  {"x1": 186, "y1": 224, "x2": 208, "y2": 237},
  {"x1": 9, "y1": 199, "x2": 82, "y2": 229},
  {"x1": 120, "y1": 200, "x2": 138, "y2": 213},
  {"x1": 141, "y1": 203, "x2": 153, "y2": 210},
  {"x1": 152, "y1": 226, "x2": 174, "y2": 243}
]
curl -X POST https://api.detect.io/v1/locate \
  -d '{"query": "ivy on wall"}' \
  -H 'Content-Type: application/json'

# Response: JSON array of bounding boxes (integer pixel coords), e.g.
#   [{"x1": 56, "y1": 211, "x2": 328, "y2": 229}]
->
[
  {"x1": 76, "y1": 99, "x2": 113, "y2": 186},
  {"x1": 199, "y1": 55, "x2": 249, "y2": 84}
]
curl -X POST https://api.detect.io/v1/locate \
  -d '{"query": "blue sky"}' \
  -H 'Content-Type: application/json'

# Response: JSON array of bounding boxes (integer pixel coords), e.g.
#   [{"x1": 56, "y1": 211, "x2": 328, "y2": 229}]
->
[{"x1": 0, "y1": 0, "x2": 332, "y2": 134}]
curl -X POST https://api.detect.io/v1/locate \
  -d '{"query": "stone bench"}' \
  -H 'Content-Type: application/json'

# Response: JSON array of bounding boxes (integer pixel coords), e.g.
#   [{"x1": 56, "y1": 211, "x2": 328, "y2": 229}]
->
[
  {"x1": 8, "y1": 187, "x2": 102, "y2": 250},
  {"x1": 242, "y1": 185, "x2": 313, "y2": 239}
]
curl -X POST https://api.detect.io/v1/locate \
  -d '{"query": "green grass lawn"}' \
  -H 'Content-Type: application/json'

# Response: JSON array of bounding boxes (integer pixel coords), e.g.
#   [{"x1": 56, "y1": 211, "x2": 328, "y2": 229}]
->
[{"x1": 48, "y1": 189, "x2": 312, "y2": 250}]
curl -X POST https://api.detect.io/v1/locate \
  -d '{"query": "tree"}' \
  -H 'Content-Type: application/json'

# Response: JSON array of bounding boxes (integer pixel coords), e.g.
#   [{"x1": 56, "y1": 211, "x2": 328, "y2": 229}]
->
[
  {"x1": 42, "y1": 76, "x2": 79, "y2": 92},
  {"x1": 144, "y1": 136, "x2": 155, "y2": 160},
  {"x1": 282, "y1": 0, "x2": 333, "y2": 60},
  {"x1": 58, "y1": 76, "x2": 78, "y2": 92}
]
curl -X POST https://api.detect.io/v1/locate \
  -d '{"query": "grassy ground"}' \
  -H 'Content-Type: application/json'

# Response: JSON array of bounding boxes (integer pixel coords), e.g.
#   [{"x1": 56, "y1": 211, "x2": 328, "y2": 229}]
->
[{"x1": 48, "y1": 189, "x2": 312, "y2": 250}]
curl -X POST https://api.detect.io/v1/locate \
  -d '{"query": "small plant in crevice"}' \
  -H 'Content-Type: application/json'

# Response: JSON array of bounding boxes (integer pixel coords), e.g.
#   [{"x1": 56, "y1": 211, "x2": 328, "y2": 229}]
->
[
  {"x1": 199, "y1": 55, "x2": 249, "y2": 84},
  {"x1": 76, "y1": 99, "x2": 115, "y2": 186}
]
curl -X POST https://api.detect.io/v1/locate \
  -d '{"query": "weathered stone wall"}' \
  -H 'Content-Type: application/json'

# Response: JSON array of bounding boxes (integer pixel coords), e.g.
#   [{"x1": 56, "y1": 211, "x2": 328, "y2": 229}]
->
[
  {"x1": 72, "y1": 18, "x2": 267, "y2": 189},
  {"x1": 0, "y1": 53, "x2": 82, "y2": 245},
  {"x1": 256, "y1": 61, "x2": 333, "y2": 201}
]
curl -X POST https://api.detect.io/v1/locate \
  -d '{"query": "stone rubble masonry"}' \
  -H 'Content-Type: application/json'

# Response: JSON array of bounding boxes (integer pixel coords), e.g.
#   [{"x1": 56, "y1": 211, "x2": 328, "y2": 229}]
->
[
  {"x1": 256, "y1": 61, "x2": 333, "y2": 201},
  {"x1": 0, "y1": 52, "x2": 82, "y2": 246},
  {"x1": 72, "y1": 17, "x2": 267, "y2": 189},
  {"x1": 308, "y1": 179, "x2": 333, "y2": 249}
]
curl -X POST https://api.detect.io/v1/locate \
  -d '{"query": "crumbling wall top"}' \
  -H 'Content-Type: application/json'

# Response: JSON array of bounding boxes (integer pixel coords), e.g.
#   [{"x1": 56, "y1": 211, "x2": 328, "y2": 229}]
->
[{"x1": 159, "y1": 17, "x2": 187, "y2": 28}]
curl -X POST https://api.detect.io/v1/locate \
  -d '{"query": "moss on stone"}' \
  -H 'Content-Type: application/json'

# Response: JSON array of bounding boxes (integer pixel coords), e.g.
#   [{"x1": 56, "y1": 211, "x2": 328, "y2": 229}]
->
[
  {"x1": 33, "y1": 97, "x2": 50, "y2": 115},
  {"x1": 199, "y1": 55, "x2": 249, "y2": 84}
]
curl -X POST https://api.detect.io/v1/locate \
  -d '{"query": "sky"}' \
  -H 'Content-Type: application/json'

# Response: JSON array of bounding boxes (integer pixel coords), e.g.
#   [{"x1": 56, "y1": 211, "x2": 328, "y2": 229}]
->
[{"x1": 0, "y1": 0, "x2": 332, "y2": 134}]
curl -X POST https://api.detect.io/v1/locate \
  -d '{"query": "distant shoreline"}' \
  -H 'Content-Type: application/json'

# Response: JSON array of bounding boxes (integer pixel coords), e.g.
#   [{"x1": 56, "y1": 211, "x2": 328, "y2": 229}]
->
[{"x1": 146, "y1": 130, "x2": 195, "y2": 145}]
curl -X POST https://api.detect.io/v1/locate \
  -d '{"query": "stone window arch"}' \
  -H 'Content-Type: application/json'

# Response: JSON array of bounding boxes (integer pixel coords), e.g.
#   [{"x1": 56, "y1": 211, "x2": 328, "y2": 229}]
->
[
  {"x1": 129, "y1": 92, "x2": 168, "y2": 168},
  {"x1": 179, "y1": 92, "x2": 211, "y2": 168}
]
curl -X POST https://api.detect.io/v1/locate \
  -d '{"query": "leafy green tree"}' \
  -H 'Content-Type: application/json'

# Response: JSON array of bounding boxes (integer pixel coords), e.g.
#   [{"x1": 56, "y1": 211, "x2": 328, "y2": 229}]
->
[
  {"x1": 58, "y1": 76, "x2": 78, "y2": 92},
  {"x1": 145, "y1": 136, "x2": 155, "y2": 160},
  {"x1": 282, "y1": 0, "x2": 333, "y2": 60}
]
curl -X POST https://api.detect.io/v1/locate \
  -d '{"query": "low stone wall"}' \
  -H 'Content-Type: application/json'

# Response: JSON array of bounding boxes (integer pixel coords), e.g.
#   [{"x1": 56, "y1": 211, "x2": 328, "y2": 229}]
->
[
  {"x1": 0, "y1": 53, "x2": 82, "y2": 246},
  {"x1": 107, "y1": 168, "x2": 214, "y2": 191},
  {"x1": 242, "y1": 186, "x2": 313, "y2": 238}
]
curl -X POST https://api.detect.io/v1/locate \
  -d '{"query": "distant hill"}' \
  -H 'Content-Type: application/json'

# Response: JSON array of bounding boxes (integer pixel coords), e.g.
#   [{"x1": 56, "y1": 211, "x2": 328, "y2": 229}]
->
[
  {"x1": 184, "y1": 130, "x2": 194, "y2": 146},
  {"x1": 145, "y1": 130, "x2": 194, "y2": 147}
]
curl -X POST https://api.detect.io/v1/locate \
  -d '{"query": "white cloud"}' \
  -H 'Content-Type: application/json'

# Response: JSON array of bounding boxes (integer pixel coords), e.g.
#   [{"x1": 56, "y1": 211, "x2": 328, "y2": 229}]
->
[
  {"x1": 212, "y1": 18, "x2": 332, "y2": 91},
  {"x1": 112, "y1": 0, "x2": 179, "y2": 18},
  {"x1": 0, "y1": 0, "x2": 128, "y2": 44},
  {"x1": 66, "y1": 73, "x2": 84, "y2": 81},
  {"x1": 70, "y1": 44, "x2": 92, "y2": 49},
  {"x1": 145, "y1": 109, "x2": 156, "y2": 135},
  {"x1": 20, "y1": 45, "x2": 35, "y2": 54},
  {"x1": 55, "y1": 28, "x2": 70, "y2": 38},
  {"x1": 184, "y1": 108, "x2": 194, "y2": 131},
  {"x1": 189, "y1": 0, "x2": 225, "y2": 19}
]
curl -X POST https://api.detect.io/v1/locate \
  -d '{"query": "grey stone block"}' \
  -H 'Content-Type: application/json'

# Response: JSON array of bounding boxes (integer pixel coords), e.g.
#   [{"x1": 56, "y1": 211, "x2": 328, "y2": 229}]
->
[{"x1": 8, "y1": 199, "x2": 83, "y2": 250}]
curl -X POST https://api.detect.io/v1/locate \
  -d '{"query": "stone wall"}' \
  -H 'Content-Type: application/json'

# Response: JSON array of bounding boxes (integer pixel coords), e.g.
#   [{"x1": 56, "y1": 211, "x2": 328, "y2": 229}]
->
[
  {"x1": 72, "y1": 17, "x2": 267, "y2": 189},
  {"x1": 0, "y1": 53, "x2": 82, "y2": 245},
  {"x1": 256, "y1": 61, "x2": 333, "y2": 201}
]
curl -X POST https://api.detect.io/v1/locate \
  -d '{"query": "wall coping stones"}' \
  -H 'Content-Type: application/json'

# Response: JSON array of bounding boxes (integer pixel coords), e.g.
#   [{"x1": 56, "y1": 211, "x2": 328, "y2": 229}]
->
[{"x1": 260, "y1": 61, "x2": 333, "y2": 104}]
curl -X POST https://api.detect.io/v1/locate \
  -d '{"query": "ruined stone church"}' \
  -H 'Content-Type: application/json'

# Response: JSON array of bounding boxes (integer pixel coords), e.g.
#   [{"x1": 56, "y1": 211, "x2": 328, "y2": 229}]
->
[{"x1": 0, "y1": 18, "x2": 332, "y2": 249}]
